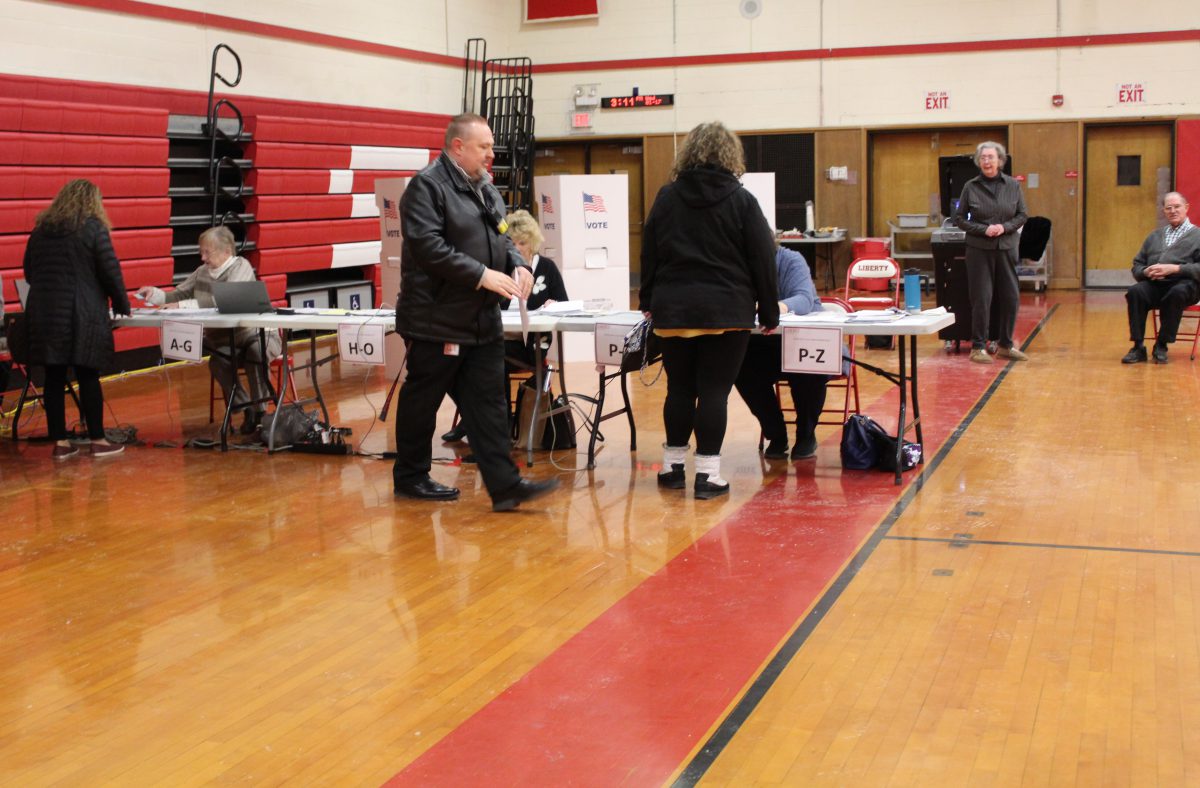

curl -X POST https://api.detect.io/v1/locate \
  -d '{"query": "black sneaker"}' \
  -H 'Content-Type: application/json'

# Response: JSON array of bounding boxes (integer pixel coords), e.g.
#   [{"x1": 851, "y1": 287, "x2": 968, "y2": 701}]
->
[
  {"x1": 791, "y1": 436, "x2": 819, "y2": 460},
  {"x1": 762, "y1": 438, "x2": 788, "y2": 460},
  {"x1": 1121, "y1": 346, "x2": 1147, "y2": 364},
  {"x1": 1153, "y1": 345, "x2": 1168, "y2": 364}
]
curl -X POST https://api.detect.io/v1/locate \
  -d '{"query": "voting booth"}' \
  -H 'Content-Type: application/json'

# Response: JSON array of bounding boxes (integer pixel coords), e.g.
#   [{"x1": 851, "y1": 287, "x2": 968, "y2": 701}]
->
[
  {"x1": 535, "y1": 174, "x2": 630, "y2": 361},
  {"x1": 375, "y1": 178, "x2": 409, "y2": 378}
]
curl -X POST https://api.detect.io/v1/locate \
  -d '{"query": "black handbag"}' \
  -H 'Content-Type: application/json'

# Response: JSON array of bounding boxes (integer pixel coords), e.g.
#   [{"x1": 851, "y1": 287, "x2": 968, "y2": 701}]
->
[
  {"x1": 542, "y1": 394, "x2": 577, "y2": 450},
  {"x1": 620, "y1": 318, "x2": 663, "y2": 383},
  {"x1": 840, "y1": 414, "x2": 885, "y2": 470},
  {"x1": 840, "y1": 414, "x2": 921, "y2": 472}
]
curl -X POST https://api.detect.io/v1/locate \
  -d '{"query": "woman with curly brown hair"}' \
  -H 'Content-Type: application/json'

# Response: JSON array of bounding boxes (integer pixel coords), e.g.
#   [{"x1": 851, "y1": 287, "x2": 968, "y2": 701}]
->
[
  {"x1": 639, "y1": 121, "x2": 779, "y2": 498},
  {"x1": 22, "y1": 179, "x2": 131, "y2": 459}
]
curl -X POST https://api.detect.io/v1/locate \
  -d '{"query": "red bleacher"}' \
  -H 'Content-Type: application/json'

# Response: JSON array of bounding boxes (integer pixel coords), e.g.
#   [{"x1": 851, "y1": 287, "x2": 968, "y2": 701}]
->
[
  {"x1": 0, "y1": 98, "x2": 173, "y2": 348},
  {"x1": 0, "y1": 228, "x2": 171, "y2": 269},
  {"x1": 247, "y1": 168, "x2": 417, "y2": 195},
  {"x1": 0, "y1": 197, "x2": 170, "y2": 233},
  {"x1": 0, "y1": 166, "x2": 169, "y2": 198},
  {"x1": 0, "y1": 132, "x2": 167, "y2": 167},
  {"x1": 245, "y1": 115, "x2": 444, "y2": 149},
  {"x1": 0, "y1": 97, "x2": 169, "y2": 137},
  {"x1": 249, "y1": 218, "x2": 379, "y2": 249},
  {"x1": 246, "y1": 194, "x2": 377, "y2": 222}
]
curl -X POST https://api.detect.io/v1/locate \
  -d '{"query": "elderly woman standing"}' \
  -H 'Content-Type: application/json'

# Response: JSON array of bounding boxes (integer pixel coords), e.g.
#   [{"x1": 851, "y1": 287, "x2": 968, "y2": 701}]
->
[
  {"x1": 952, "y1": 141, "x2": 1028, "y2": 363},
  {"x1": 640, "y1": 121, "x2": 779, "y2": 499},
  {"x1": 22, "y1": 179, "x2": 131, "y2": 459}
]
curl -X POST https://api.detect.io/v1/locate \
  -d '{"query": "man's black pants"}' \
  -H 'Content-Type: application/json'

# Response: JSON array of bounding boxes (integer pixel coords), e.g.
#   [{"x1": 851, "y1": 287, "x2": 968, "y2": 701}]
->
[
  {"x1": 1126, "y1": 278, "x2": 1200, "y2": 345},
  {"x1": 393, "y1": 339, "x2": 521, "y2": 498}
]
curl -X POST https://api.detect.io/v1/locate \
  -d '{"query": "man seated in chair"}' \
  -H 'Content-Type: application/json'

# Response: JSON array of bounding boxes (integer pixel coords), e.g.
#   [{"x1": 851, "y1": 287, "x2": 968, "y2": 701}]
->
[
  {"x1": 734, "y1": 243, "x2": 834, "y2": 461},
  {"x1": 1121, "y1": 192, "x2": 1200, "y2": 365},
  {"x1": 136, "y1": 225, "x2": 282, "y2": 433}
]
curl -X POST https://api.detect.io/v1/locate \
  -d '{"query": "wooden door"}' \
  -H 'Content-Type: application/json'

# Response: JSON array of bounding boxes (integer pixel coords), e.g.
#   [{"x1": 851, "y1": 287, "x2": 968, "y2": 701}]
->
[
  {"x1": 869, "y1": 128, "x2": 1007, "y2": 236},
  {"x1": 1084, "y1": 124, "x2": 1173, "y2": 287}
]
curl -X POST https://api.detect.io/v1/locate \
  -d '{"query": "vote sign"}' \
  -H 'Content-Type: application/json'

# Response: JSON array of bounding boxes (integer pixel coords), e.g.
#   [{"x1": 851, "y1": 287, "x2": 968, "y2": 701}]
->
[
  {"x1": 161, "y1": 320, "x2": 204, "y2": 361},
  {"x1": 338, "y1": 322, "x2": 386, "y2": 365},
  {"x1": 781, "y1": 326, "x2": 842, "y2": 374}
]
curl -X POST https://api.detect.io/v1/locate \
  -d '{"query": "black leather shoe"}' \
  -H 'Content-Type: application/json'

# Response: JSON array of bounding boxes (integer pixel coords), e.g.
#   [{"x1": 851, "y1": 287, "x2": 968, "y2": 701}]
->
[
  {"x1": 791, "y1": 436, "x2": 819, "y2": 460},
  {"x1": 492, "y1": 477, "x2": 560, "y2": 512},
  {"x1": 1153, "y1": 345, "x2": 1168, "y2": 364},
  {"x1": 441, "y1": 423, "x2": 468, "y2": 442},
  {"x1": 762, "y1": 438, "x2": 788, "y2": 460},
  {"x1": 1121, "y1": 346, "x2": 1147, "y2": 364},
  {"x1": 395, "y1": 477, "x2": 460, "y2": 500}
]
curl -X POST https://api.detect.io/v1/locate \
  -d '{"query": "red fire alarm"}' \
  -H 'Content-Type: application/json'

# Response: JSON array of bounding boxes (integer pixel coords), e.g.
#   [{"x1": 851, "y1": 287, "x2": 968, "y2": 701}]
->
[{"x1": 1051, "y1": 94, "x2": 1064, "y2": 107}]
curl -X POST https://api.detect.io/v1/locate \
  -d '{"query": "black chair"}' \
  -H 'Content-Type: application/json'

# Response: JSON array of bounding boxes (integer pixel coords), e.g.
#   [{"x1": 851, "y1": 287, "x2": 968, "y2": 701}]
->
[{"x1": 2, "y1": 312, "x2": 83, "y2": 441}]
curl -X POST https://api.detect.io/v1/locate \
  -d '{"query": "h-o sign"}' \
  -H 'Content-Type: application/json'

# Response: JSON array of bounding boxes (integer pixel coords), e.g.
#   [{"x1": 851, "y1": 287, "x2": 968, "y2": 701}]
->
[{"x1": 781, "y1": 326, "x2": 843, "y2": 375}]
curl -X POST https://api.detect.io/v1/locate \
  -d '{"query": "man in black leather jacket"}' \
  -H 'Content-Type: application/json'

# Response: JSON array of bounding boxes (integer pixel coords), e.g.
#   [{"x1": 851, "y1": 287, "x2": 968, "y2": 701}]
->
[{"x1": 392, "y1": 113, "x2": 559, "y2": 511}]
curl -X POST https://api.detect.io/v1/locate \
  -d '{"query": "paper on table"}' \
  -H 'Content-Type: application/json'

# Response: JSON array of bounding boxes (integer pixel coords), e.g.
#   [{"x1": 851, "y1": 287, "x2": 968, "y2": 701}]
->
[{"x1": 538, "y1": 300, "x2": 584, "y2": 314}]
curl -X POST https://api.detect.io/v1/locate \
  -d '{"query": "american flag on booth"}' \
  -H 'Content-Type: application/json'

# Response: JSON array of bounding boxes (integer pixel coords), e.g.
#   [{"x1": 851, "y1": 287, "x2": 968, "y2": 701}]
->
[
  {"x1": 582, "y1": 192, "x2": 607, "y2": 213},
  {"x1": 383, "y1": 198, "x2": 399, "y2": 219},
  {"x1": 541, "y1": 193, "x2": 554, "y2": 214}
]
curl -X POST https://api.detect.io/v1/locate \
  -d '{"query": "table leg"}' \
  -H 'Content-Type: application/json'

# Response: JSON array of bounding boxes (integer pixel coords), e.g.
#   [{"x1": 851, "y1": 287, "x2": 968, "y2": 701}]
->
[
  {"x1": 910, "y1": 334, "x2": 923, "y2": 452},
  {"x1": 894, "y1": 336, "x2": 907, "y2": 486},
  {"x1": 218, "y1": 332, "x2": 238, "y2": 452},
  {"x1": 266, "y1": 329, "x2": 291, "y2": 453}
]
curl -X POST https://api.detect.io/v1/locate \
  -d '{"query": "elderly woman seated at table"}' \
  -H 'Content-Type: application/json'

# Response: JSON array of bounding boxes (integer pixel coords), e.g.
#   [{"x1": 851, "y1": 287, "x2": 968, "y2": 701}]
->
[{"x1": 136, "y1": 225, "x2": 282, "y2": 434}]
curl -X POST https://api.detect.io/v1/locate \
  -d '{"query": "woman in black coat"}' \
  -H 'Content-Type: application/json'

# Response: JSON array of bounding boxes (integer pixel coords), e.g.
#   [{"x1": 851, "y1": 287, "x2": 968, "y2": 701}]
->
[
  {"x1": 640, "y1": 121, "x2": 779, "y2": 499},
  {"x1": 22, "y1": 179, "x2": 131, "y2": 459}
]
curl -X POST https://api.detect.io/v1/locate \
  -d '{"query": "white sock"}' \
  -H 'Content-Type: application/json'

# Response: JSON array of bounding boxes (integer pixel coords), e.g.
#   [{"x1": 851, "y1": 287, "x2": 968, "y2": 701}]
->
[
  {"x1": 662, "y1": 443, "x2": 689, "y2": 468},
  {"x1": 695, "y1": 454, "x2": 726, "y2": 486}
]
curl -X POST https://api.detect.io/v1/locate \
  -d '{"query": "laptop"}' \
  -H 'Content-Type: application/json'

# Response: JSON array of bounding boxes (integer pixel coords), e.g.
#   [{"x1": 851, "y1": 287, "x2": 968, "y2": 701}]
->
[
  {"x1": 212, "y1": 280, "x2": 274, "y2": 314},
  {"x1": 15, "y1": 278, "x2": 30, "y2": 309}
]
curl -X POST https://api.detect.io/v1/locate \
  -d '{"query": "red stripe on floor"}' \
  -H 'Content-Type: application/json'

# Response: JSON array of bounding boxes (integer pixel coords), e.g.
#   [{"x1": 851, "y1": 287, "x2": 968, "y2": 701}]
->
[{"x1": 386, "y1": 301, "x2": 1051, "y2": 786}]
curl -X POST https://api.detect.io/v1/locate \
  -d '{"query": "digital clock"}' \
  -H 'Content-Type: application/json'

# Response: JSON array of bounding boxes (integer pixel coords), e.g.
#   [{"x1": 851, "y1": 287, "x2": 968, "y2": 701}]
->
[{"x1": 600, "y1": 93, "x2": 675, "y2": 109}]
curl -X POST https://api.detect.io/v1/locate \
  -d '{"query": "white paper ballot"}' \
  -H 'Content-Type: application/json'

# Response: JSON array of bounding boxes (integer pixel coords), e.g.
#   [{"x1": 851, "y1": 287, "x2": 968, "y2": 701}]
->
[
  {"x1": 518, "y1": 298, "x2": 530, "y2": 342},
  {"x1": 538, "y1": 300, "x2": 585, "y2": 314},
  {"x1": 584, "y1": 247, "x2": 608, "y2": 269}
]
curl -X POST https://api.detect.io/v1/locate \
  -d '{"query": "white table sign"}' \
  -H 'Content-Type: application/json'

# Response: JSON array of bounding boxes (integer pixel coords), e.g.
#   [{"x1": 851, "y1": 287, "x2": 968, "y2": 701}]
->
[
  {"x1": 782, "y1": 326, "x2": 843, "y2": 374},
  {"x1": 338, "y1": 322, "x2": 386, "y2": 365},
  {"x1": 161, "y1": 320, "x2": 203, "y2": 361},
  {"x1": 594, "y1": 323, "x2": 631, "y2": 366}
]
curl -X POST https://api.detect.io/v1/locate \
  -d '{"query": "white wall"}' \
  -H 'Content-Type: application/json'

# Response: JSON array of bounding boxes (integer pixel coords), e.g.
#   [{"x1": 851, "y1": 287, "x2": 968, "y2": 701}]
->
[
  {"x1": 520, "y1": 0, "x2": 1200, "y2": 136},
  {"x1": 0, "y1": 0, "x2": 509, "y2": 115},
  {"x1": 0, "y1": 0, "x2": 1195, "y2": 132}
]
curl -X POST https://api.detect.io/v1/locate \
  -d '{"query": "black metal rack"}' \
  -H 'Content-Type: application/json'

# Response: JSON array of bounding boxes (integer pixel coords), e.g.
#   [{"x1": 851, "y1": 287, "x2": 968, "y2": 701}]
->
[{"x1": 464, "y1": 40, "x2": 535, "y2": 215}]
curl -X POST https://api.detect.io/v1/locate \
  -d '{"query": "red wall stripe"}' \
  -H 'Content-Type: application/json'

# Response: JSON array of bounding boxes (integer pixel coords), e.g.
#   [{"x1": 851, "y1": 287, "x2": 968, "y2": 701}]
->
[
  {"x1": 0, "y1": 73, "x2": 450, "y2": 128},
  {"x1": 30, "y1": 3, "x2": 1200, "y2": 78},
  {"x1": 533, "y1": 29, "x2": 1200, "y2": 73},
  {"x1": 43, "y1": 0, "x2": 461, "y2": 67}
]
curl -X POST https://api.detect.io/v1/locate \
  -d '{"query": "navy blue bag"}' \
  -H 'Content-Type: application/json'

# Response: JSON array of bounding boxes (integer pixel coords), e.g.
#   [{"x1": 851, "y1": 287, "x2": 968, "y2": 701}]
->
[{"x1": 840, "y1": 414, "x2": 886, "y2": 470}]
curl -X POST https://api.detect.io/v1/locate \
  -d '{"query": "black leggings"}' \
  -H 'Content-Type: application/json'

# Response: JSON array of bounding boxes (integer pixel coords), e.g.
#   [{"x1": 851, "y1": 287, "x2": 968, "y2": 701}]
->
[
  {"x1": 43, "y1": 364, "x2": 105, "y2": 441},
  {"x1": 659, "y1": 331, "x2": 750, "y2": 456}
]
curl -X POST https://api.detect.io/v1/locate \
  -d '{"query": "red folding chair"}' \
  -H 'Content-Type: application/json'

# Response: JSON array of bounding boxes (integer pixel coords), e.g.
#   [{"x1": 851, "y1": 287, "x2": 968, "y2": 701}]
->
[{"x1": 844, "y1": 257, "x2": 900, "y2": 311}]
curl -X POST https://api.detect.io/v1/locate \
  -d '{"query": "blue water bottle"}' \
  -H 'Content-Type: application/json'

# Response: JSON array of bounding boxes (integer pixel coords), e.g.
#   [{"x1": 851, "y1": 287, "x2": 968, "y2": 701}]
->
[{"x1": 903, "y1": 268, "x2": 922, "y2": 313}]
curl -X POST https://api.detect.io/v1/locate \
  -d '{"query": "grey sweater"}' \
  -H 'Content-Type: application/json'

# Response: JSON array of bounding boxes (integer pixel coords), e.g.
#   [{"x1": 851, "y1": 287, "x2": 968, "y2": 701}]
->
[
  {"x1": 953, "y1": 173, "x2": 1028, "y2": 251},
  {"x1": 1131, "y1": 224, "x2": 1200, "y2": 282}
]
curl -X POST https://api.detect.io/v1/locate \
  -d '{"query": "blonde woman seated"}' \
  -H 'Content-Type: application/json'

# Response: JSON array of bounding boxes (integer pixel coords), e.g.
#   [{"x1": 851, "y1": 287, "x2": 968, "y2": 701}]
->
[
  {"x1": 442, "y1": 209, "x2": 567, "y2": 443},
  {"x1": 136, "y1": 226, "x2": 282, "y2": 434}
]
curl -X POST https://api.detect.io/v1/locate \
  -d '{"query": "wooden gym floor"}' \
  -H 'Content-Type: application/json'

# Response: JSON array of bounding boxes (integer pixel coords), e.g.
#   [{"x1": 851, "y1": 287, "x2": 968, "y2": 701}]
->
[{"x1": 2, "y1": 290, "x2": 1199, "y2": 786}]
